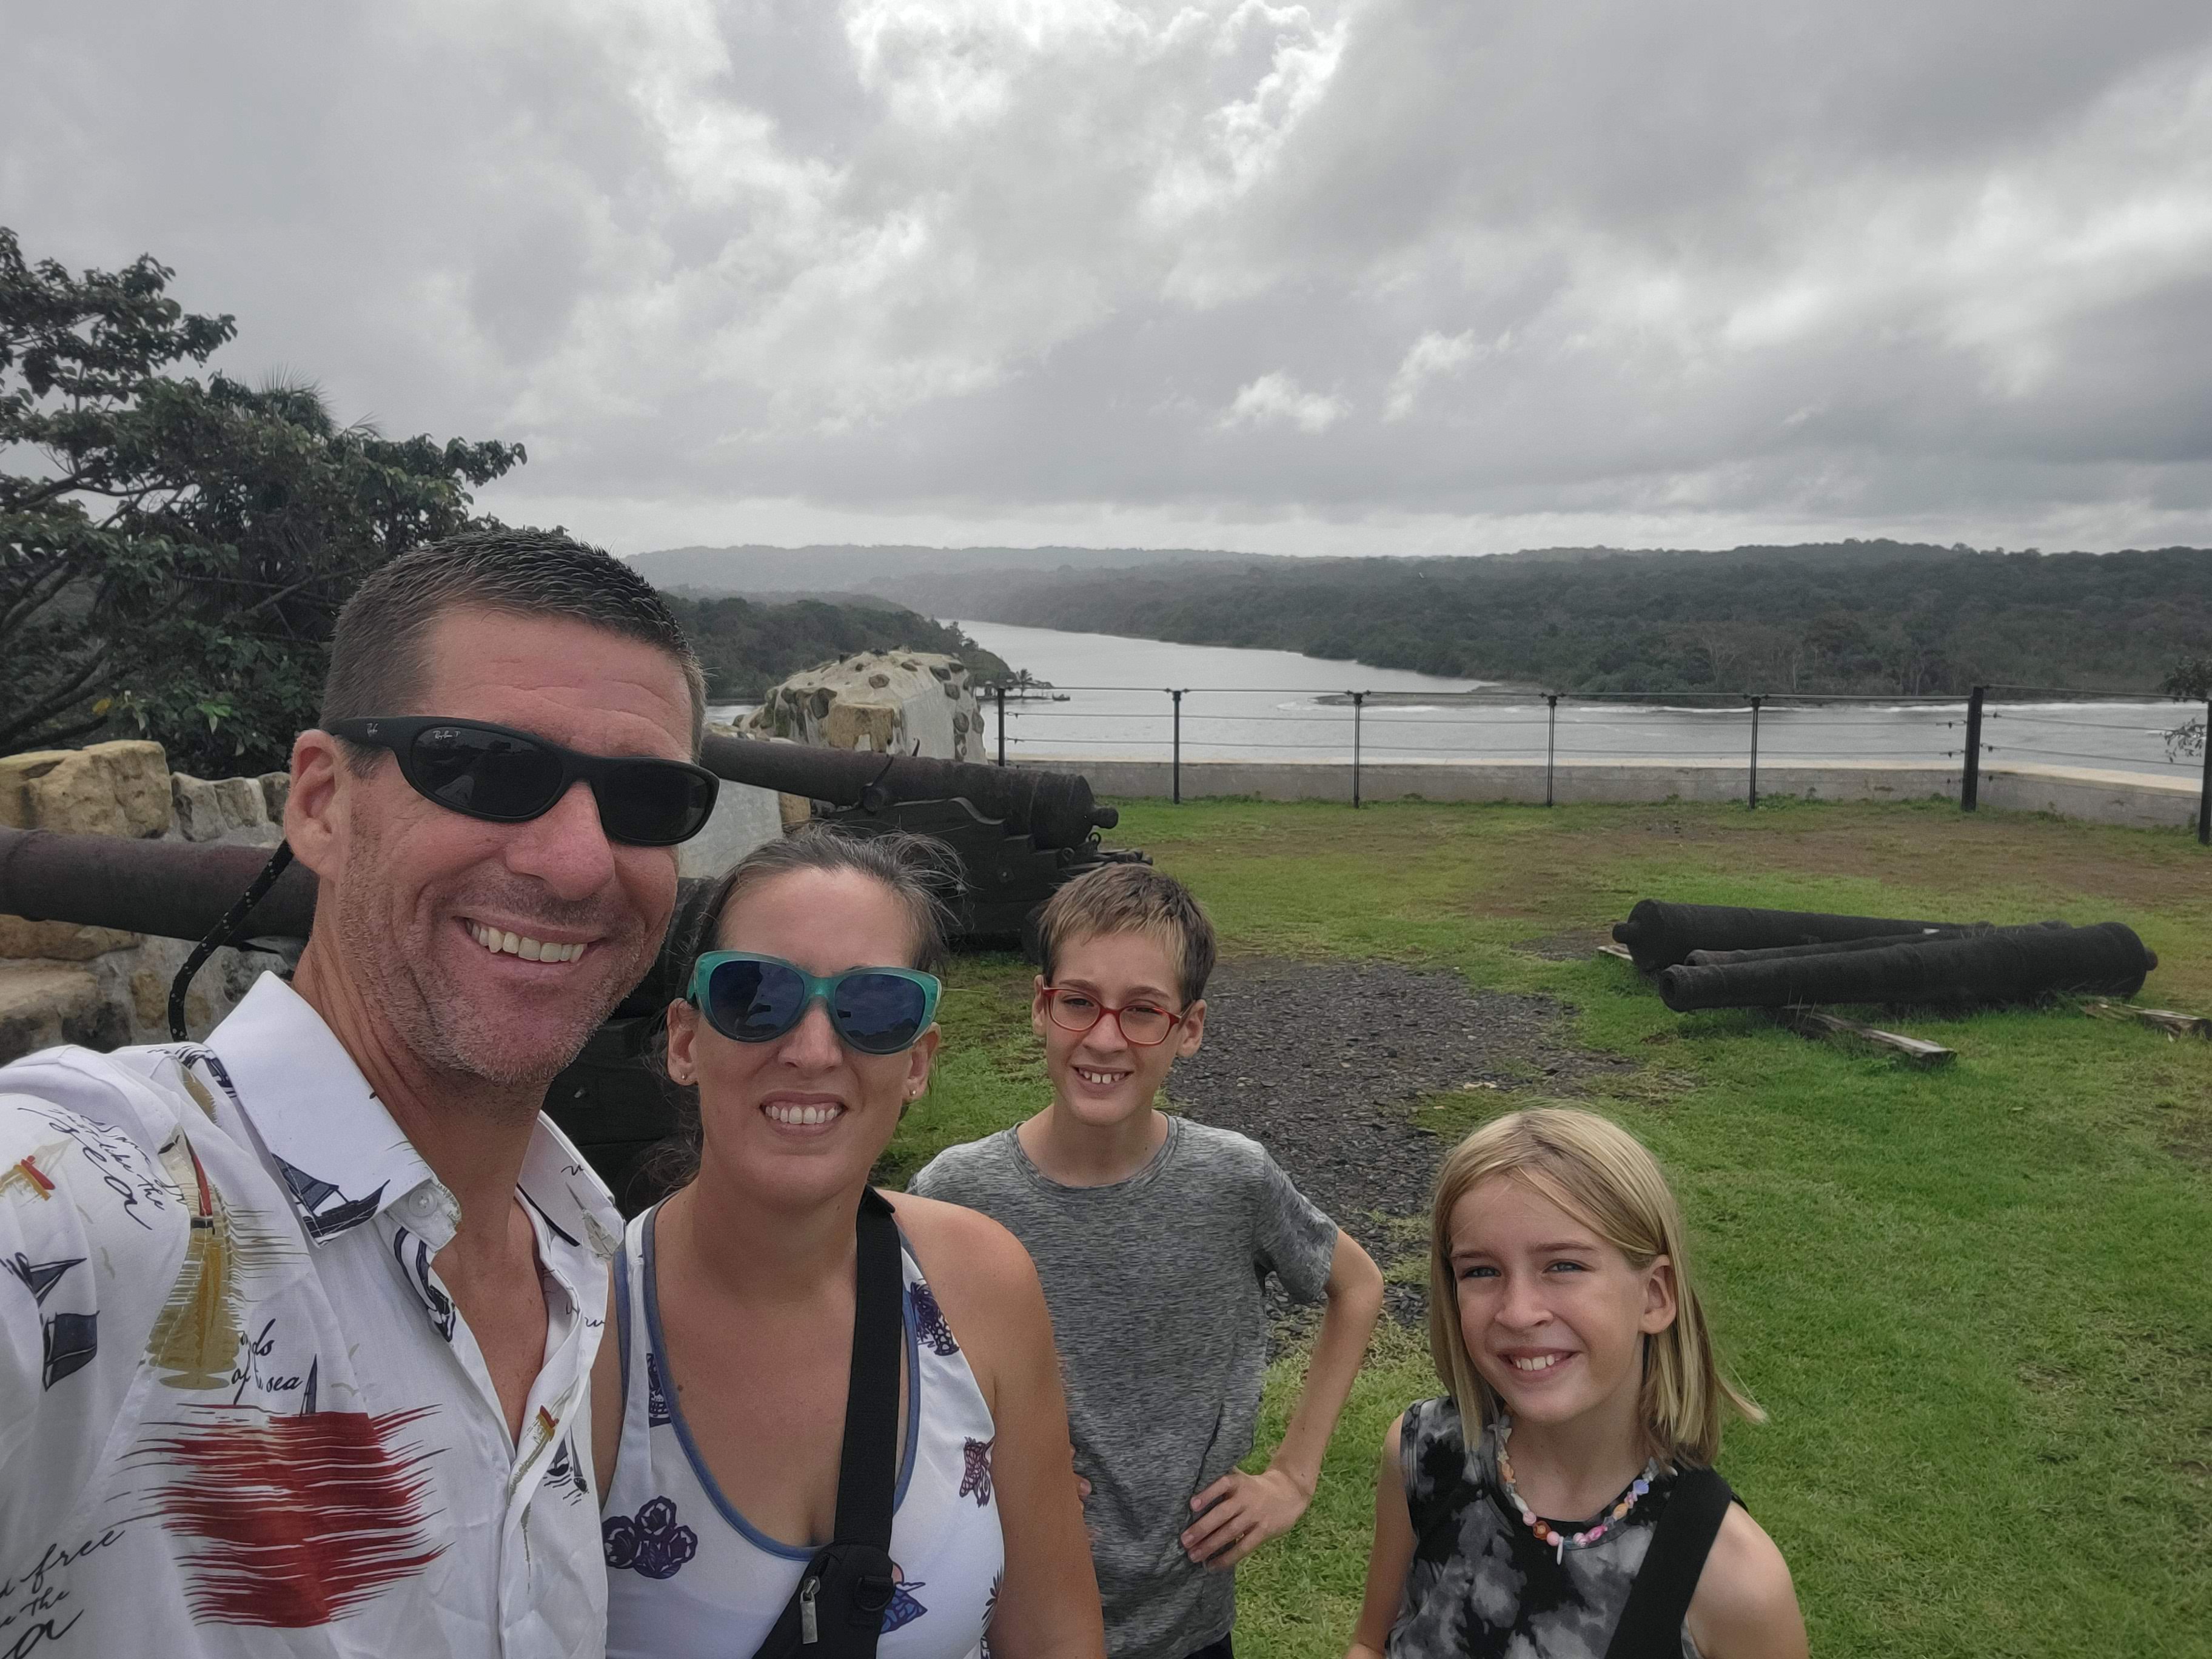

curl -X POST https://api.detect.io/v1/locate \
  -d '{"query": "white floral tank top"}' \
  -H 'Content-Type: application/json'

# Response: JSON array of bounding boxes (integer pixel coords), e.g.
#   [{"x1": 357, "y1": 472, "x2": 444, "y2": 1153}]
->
[{"x1": 602, "y1": 1204, "x2": 1005, "y2": 1658}]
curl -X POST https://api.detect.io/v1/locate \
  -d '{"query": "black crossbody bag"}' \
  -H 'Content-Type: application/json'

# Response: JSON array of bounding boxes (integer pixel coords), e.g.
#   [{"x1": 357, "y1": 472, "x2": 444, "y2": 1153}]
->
[{"x1": 750, "y1": 1187, "x2": 904, "y2": 1657}]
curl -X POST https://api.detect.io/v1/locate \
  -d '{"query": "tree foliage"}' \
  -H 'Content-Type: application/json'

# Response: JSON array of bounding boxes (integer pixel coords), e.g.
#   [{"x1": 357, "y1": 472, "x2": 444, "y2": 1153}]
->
[
  {"x1": 2161, "y1": 654, "x2": 2210, "y2": 762},
  {"x1": 663, "y1": 593, "x2": 1011, "y2": 702},
  {"x1": 1, "y1": 227, "x2": 523, "y2": 772},
  {"x1": 977, "y1": 540, "x2": 2212, "y2": 699}
]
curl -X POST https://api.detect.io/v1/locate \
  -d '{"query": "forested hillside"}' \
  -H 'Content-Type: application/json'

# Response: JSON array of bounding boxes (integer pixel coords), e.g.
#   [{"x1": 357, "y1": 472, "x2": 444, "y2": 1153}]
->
[
  {"x1": 662, "y1": 594, "x2": 1010, "y2": 701},
  {"x1": 976, "y1": 543, "x2": 2211, "y2": 694}
]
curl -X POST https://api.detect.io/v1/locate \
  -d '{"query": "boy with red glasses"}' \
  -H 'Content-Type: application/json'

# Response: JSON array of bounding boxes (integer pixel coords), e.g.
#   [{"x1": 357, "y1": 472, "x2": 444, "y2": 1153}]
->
[{"x1": 909, "y1": 864, "x2": 1384, "y2": 1659}]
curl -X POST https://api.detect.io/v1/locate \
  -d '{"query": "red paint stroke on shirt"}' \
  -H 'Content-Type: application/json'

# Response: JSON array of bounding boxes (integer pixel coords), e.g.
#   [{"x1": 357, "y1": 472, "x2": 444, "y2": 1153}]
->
[
  {"x1": 8, "y1": 1155, "x2": 56, "y2": 1196},
  {"x1": 135, "y1": 1404, "x2": 446, "y2": 1626}
]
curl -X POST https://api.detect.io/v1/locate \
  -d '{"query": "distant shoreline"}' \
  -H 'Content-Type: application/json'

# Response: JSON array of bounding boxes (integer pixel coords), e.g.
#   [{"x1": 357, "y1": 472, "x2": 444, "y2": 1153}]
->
[{"x1": 1314, "y1": 686, "x2": 1536, "y2": 705}]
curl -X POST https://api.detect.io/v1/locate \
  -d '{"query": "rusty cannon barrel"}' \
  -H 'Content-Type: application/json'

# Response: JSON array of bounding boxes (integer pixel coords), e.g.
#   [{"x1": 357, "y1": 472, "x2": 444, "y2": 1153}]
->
[
  {"x1": 699, "y1": 732, "x2": 1117, "y2": 846},
  {"x1": 0, "y1": 825, "x2": 321, "y2": 942}
]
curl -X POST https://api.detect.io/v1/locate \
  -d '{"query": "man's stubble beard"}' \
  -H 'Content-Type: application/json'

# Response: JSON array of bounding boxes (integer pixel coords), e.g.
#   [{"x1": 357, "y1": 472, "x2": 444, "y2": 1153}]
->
[{"x1": 335, "y1": 816, "x2": 658, "y2": 1115}]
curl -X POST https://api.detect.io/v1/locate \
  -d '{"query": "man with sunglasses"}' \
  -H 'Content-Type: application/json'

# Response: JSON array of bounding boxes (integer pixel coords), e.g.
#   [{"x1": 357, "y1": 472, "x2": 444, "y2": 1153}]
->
[{"x1": 0, "y1": 529, "x2": 710, "y2": 1657}]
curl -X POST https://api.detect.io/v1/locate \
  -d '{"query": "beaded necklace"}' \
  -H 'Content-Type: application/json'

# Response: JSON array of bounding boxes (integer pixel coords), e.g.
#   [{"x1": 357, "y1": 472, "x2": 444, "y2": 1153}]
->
[{"x1": 1494, "y1": 1419, "x2": 1658, "y2": 1564}]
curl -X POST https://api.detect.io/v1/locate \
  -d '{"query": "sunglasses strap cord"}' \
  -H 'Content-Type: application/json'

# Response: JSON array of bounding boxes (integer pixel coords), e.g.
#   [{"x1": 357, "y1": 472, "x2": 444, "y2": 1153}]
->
[{"x1": 169, "y1": 840, "x2": 297, "y2": 1043}]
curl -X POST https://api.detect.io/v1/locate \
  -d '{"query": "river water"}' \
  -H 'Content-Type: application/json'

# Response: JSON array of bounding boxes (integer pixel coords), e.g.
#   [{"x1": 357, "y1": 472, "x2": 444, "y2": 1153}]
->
[{"x1": 948, "y1": 618, "x2": 2201, "y2": 782}]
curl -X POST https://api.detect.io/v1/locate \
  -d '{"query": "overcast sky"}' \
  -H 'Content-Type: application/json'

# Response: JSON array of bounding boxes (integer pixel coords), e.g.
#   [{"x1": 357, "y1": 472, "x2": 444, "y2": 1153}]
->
[{"x1": 7, "y1": 1, "x2": 2212, "y2": 556}]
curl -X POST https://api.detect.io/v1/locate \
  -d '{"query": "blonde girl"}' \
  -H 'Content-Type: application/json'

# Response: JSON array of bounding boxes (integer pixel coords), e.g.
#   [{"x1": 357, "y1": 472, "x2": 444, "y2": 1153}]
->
[{"x1": 1346, "y1": 1109, "x2": 1805, "y2": 1659}]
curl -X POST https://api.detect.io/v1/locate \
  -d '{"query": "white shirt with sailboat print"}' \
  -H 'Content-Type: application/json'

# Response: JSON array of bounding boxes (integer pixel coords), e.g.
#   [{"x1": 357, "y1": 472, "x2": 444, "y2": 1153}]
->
[{"x1": 0, "y1": 973, "x2": 621, "y2": 1658}]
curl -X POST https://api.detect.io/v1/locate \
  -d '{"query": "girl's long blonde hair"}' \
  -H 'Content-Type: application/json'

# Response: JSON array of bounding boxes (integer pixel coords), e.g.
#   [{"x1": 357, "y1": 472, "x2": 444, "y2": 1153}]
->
[{"x1": 1427, "y1": 1107, "x2": 1763, "y2": 1469}]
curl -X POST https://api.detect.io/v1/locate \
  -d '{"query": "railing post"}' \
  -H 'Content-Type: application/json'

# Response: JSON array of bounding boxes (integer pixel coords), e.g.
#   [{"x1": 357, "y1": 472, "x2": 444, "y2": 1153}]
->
[
  {"x1": 994, "y1": 683, "x2": 1008, "y2": 767},
  {"x1": 1962, "y1": 685, "x2": 1985, "y2": 811},
  {"x1": 1351, "y1": 691, "x2": 1366, "y2": 808},
  {"x1": 1747, "y1": 695, "x2": 1761, "y2": 809},
  {"x1": 1171, "y1": 688, "x2": 1184, "y2": 805},
  {"x1": 1545, "y1": 694, "x2": 1558, "y2": 808},
  {"x1": 2199, "y1": 697, "x2": 2210, "y2": 847}
]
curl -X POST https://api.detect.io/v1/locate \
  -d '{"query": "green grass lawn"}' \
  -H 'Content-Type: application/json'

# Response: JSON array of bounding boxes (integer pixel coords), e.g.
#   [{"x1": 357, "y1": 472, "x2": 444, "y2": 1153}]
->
[{"x1": 884, "y1": 796, "x2": 2212, "y2": 1657}]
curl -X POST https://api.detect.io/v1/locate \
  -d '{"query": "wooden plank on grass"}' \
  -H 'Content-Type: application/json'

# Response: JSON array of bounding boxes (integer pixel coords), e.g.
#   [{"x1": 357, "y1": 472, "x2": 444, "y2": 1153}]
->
[
  {"x1": 1774, "y1": 1007, "x2": 1956, "y2": 1068},
  {"x1": 1596, "y1": 942, "x2": 1638, "y2": 963},
  {"x1": 2083, "y1": 1001, "x2": 2212, "y2": 1041}
]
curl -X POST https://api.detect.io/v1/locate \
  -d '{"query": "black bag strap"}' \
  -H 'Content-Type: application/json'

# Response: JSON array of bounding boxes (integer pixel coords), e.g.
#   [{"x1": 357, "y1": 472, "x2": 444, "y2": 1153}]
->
[
  {"x1": 1602, "y1": 1466, "x2": 1736, "y2": 1659},
  {"x1": 835, "y1": 1187, "x2": 903, "y2": 1549},
  {"x1": 746, "y1": 1187, "x2": 905, "y2": 1659}
]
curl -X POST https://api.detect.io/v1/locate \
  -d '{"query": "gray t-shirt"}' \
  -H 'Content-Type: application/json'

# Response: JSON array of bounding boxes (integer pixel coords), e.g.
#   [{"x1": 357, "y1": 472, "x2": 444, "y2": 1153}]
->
[{"x1": 909, "y1": 1114, "x2": 1338, "y2": 1659}]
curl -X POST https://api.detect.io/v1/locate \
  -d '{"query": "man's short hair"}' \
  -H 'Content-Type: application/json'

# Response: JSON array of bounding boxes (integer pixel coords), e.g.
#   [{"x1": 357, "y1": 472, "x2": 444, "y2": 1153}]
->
[
  {"x1": 1035, "y1": 862, "x2": 1217, "y2": 1006},
  {"x1": 320, "y1": 528, "x2": 707, "y2": 764}
]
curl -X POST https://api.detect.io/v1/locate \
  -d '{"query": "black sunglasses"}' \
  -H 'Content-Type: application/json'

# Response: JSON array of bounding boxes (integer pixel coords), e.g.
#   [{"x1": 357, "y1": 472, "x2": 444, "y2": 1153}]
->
[
  {"x1": 689, "y1": 952, "x2": 942, "y2": 1056},
  {"x1": 328, "y1": 716, "x2": 719, "y2": 846}
]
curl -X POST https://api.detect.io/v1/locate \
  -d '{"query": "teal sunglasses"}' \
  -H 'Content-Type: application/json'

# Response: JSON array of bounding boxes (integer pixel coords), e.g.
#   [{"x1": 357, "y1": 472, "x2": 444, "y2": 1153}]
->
[{"x1": 687, "y1": 951, "x2": 942, "y2": 1056}]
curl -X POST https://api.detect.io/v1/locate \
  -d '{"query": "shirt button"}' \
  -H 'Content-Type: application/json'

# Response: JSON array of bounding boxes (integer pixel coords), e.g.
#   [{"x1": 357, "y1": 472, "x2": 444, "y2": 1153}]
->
[{"x1": 409, "y1": 1190, "x2": 437, "y2": 1216}]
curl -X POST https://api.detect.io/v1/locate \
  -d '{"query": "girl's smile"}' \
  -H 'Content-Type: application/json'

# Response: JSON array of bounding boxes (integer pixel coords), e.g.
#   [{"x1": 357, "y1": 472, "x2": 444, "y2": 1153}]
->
[{"x1": 1448, "y1": 1176, "x2": 1676, "y2": 1438}]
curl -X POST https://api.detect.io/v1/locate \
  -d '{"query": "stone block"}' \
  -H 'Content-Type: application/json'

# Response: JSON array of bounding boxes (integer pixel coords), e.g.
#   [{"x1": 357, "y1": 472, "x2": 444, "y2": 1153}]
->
[
  {"x1": 260, "y1": 773, "x2": 291, "y2": 823},
  {"x1": 173, "y1": 773, "x2": 272, "y2": 842},
  {"x1": 746, "y1": 651, "x2": 980, "y2": 761},
  {"x1": 0, "y1": 751, "x2": 72, "y2": 829},
  {"x1": 119, "y1": 936, "x2": 270, "y2": 1045},
  {"x1": 0, "y1": 914, "x2": 138, "y2": 962},
  {"x1": 23, "y1": 741, "x2": 172, "y2": 837},
  {"x1": 0, "y1": 965, "x2": 105, "y2": 1065},
  {"x1": 778, "y1": 791, "x2": 813, "y2": 831}
]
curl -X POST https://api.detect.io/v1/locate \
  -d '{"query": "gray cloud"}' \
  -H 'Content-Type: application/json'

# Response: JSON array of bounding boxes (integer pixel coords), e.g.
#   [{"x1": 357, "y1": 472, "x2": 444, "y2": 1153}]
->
[{"x1": 6, "y1": 0, "x2": 2210, "y2": 555}]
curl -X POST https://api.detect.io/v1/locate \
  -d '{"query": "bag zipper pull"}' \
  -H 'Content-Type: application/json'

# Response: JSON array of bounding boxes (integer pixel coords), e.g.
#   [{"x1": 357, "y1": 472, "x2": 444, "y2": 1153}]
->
[{"x1": 800, "y1": 1574, "x2": 820, "y2": 1644}]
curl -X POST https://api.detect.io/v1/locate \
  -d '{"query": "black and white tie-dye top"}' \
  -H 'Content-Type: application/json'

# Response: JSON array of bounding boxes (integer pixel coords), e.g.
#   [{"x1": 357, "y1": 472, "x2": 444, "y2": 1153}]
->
[{"x1": 1390, "y1": 1397, "x2": 1704, "y2": 1659}]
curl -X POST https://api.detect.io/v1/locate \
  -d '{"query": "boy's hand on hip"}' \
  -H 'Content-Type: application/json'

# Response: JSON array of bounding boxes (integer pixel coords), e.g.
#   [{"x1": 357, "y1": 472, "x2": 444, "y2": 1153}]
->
[{"x1": 1181, "y1": 1468, "x2": 1312, "y2": 1570}]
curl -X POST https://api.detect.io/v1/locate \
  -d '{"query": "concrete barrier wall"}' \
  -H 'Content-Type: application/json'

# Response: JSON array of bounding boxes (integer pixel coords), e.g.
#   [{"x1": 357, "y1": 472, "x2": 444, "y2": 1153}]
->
[{"x1": 1028, "y1": 756, "x2": 2204, "y2": 833}]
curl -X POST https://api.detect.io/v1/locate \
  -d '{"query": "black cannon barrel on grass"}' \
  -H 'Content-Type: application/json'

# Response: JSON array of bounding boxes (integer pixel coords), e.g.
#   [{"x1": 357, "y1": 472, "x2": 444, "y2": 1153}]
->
[
  {"x1": 1612, "y1": 899, "x2": 1963, "y2": 971},
  {"x1": 1657, "y1": 922, "x2": 2156, "y2": 1011},
  {"x1": 1679, "y1": 920, "x2": 2071, "y2": 967}
]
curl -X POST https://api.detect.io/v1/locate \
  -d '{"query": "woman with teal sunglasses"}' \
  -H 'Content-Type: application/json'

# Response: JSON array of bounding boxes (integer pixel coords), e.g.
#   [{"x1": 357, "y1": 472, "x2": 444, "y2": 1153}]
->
[{"x1": 591, "y1": 825, "x2": 1106, "y2": 1659}]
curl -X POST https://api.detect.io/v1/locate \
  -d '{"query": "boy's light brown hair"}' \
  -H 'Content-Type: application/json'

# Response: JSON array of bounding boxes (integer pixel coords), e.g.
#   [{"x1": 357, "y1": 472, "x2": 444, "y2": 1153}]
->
[
  {"x1": 1034, "y1": 863, "x2": 1216, "y2": 1006},
  {"x1": 1427, "y1": 1107, "x2": 1764, "y2": 1470}
]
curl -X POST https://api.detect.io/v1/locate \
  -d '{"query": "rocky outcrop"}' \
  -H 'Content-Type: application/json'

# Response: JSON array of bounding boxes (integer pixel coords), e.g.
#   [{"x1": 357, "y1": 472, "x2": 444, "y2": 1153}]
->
[
  {"x1": 1, "y1": 740, "x2": 276, "y2": 1061},
  {"x1": 0, "y1": 965, "x2": 129, "y2": 1061},
  {"x1": 0, "y1": 741, "x2": 172, "y2": 838},
  {"x1": 170, "y1": 771, "x2": 284, "y2": 845},
  {"x1": 747, "y1": 651, "x2": 985, "y2": 763}
]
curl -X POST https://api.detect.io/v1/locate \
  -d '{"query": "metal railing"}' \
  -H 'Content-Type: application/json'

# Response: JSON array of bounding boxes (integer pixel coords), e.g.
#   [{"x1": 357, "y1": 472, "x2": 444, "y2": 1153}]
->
[{"x1": 982, "y1": 682, "x2": 2211, "y2": 844}]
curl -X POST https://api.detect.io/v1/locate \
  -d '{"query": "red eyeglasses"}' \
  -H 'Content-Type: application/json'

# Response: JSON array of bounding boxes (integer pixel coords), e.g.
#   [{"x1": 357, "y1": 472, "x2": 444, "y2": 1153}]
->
[{"x1": 1039, "y1": 987, "x2": 1188, "y2": 1047}]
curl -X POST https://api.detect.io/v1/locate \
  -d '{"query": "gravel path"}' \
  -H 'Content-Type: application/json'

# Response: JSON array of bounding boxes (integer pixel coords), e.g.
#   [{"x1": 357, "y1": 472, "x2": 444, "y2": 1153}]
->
[{"x1": 1167, "y1": 956, "x2": 1624, "y2": 1332}]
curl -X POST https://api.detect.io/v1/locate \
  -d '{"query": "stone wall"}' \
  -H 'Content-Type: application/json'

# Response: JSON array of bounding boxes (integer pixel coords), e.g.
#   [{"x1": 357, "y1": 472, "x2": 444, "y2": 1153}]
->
[
  {"x1": 747, "y1": 651, "x2": 985, "y2": 762},
  {"x1": 1, "y1": 742, "x2": 285, "y2": 1062}
]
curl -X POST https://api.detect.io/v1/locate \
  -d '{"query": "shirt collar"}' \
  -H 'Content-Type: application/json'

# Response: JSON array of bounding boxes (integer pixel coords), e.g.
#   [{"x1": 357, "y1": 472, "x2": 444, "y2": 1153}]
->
[
  {"x1": 205, "y1": 974, "x2": 621, "y2": 1260},
  {"x1": 205, "y1": 975, "x2": 434, "y2": 1242},
  {"x1": 518, "y1": 1111, "x2": 625, "y2": 1265}
]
